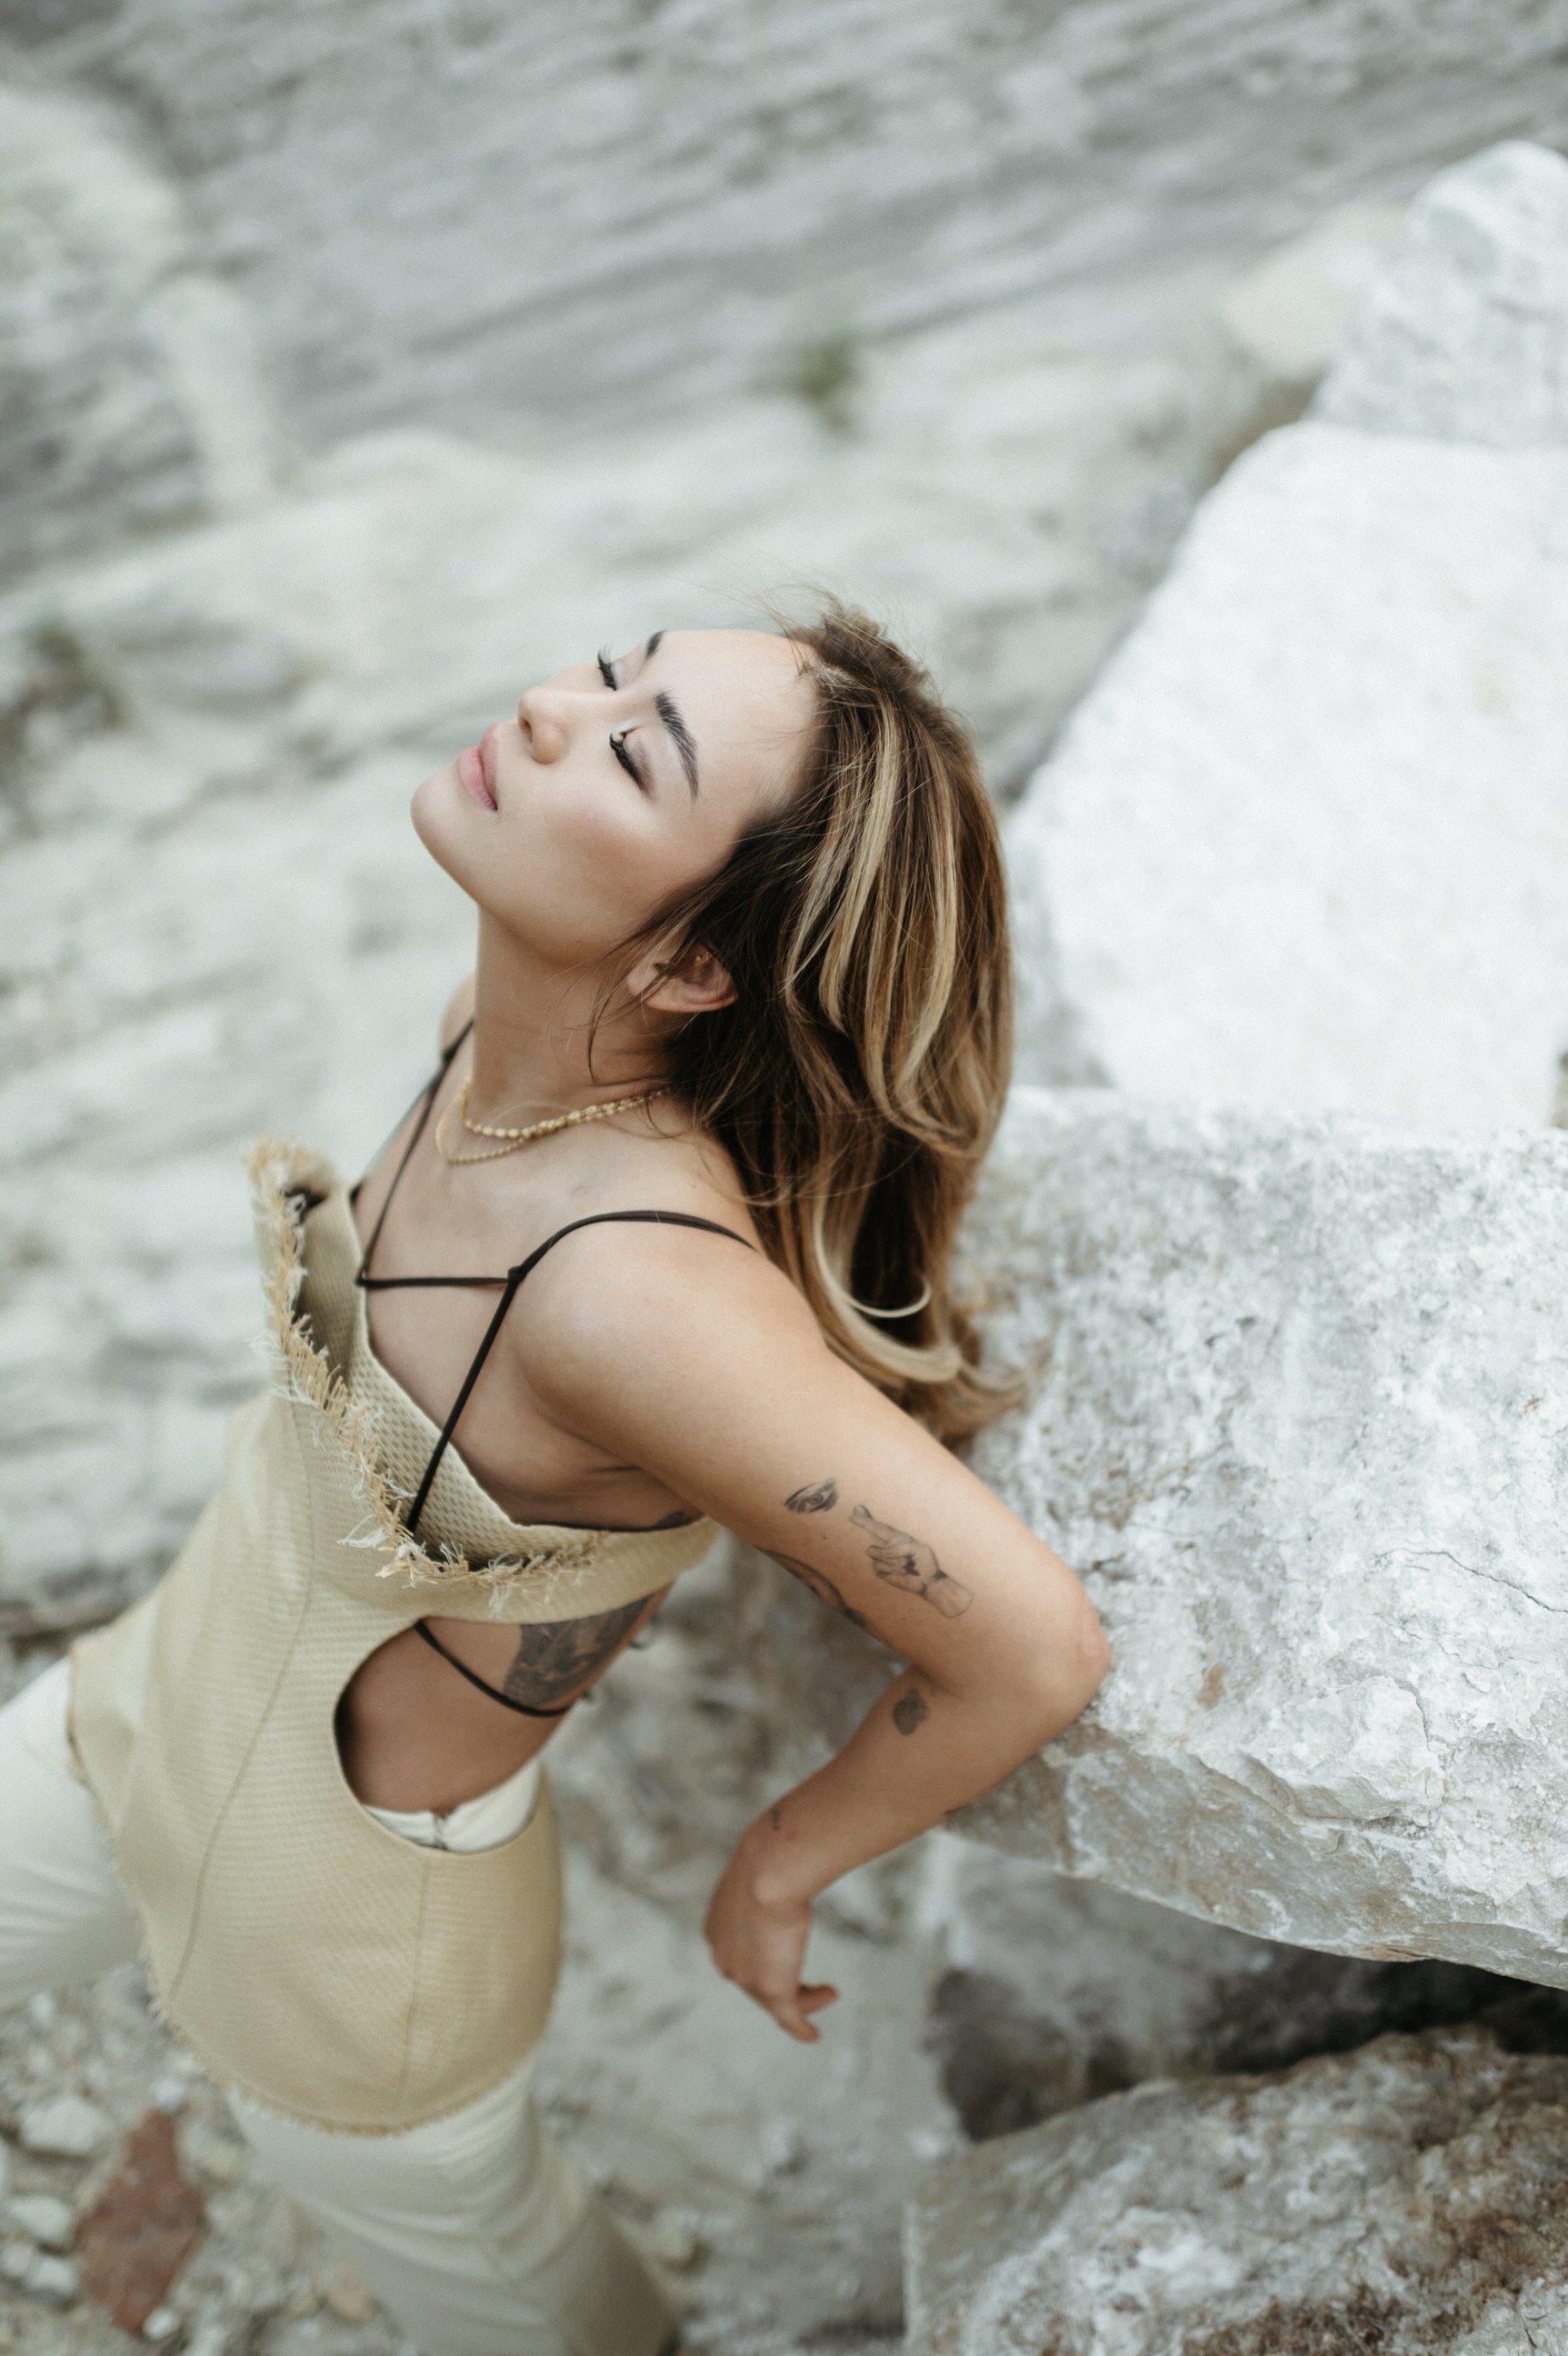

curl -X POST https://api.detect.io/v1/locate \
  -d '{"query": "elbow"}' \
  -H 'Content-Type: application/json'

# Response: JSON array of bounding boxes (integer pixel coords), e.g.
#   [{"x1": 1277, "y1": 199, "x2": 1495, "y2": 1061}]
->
[
  {"x1": 1074, "y1": 1594, "x2": 1113, "y2": 1708},
  {"x1": 1034, "y1": 1590, "x2": 1111, "y2": 1732}
]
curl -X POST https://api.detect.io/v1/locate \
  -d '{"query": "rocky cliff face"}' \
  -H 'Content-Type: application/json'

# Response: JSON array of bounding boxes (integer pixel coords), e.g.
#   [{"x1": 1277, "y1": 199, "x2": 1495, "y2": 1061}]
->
[
  {"x1": 5, "y1": 5, "x2": 1568, "y2": 752},
  {"x1": 7, "y1": 0, "x2": 1568, "y2": 460}
]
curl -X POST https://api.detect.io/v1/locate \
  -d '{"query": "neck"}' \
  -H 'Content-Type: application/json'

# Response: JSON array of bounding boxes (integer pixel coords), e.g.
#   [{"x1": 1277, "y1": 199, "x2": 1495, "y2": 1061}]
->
[{"x1": 464, "y1": 913, "x2": 672, "y2": 1130}]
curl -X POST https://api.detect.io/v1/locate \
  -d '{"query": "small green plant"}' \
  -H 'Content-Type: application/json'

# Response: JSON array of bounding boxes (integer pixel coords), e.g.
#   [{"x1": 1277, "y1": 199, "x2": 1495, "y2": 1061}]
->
[{"x1": 784, "y1": 315, "x2": 865, "y2": 436}]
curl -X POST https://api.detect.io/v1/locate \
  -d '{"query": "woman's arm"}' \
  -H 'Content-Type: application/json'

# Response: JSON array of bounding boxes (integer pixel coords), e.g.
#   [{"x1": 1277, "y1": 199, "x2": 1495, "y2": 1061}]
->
[{"x1": 524, "y1": 1226, "x2": 1110, "y2": 2042}]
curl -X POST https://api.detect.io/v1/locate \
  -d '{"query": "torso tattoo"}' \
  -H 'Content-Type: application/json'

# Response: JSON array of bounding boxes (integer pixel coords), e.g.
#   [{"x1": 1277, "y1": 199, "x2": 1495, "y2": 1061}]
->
[{"x1": 500, "y1": 1595, "x2": 651, "y2": 1711}]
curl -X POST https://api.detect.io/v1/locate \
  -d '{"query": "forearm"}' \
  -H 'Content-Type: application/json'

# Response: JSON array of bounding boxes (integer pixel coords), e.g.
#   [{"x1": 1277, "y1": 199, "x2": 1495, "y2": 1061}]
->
[{"x1": 741, "y1": 1658, "x2": 1094, "y2": 1907}]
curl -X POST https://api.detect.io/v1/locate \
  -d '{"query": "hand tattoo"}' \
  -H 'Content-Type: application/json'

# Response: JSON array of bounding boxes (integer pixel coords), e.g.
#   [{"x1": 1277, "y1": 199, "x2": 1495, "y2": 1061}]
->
[
  {"x1": 785, "y1": 1479, "x2": 838, "y2": 1513},
  {"x1": 503, "y1": 1597, "x2": 649, "y2": 1710},
  {"x1": 767, "y1": 1552, "x2": 870, "y2": 1630},
  {"x1": 848, "y1": 1505, "x2": 973, "y2": 1618},
  {"x1": 893, "y1": 1686, "x2": 930, "y2": 1735}
]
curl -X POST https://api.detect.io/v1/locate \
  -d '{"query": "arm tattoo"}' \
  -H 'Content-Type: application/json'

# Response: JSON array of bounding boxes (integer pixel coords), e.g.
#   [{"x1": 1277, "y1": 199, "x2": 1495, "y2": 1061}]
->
[
  {"x1": 848, "y1": 1504, "x2": 973, "y2": 1618},
  {"x1": 784, "y1": 1479, "x2": 837, "y2": 1513},
  {"x1": 504, "y1": 1596, "x2": 650, "y2": 1710},
  {"x1": 766, "y1": 1551, "x2": 870, "y2": 1630},
  {"x1": 892, "y1": 1686, "x2": 930, "y2": 1736}
]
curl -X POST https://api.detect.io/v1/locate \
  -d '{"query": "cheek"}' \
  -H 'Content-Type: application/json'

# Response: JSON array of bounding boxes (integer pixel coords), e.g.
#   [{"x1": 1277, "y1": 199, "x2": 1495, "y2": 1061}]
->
[
  {"x1": 505, "y1": 787, "x2": 678, "y2": 947},
  {"x1": 538, "y1": 791, "x2": 661, "y2": 903}
]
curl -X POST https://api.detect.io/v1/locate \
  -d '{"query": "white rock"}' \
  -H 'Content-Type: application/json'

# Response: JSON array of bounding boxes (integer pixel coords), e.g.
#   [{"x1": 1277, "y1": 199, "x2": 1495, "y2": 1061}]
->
[
  {"x1": 183, "y1": 2324, "x2": 232, "y2": 2356},
  {"x1": 1221, "y1": 202, "x2": 1404, "y2": 390},
  {"x1": 915, "y1": 1840, "x2": 1510, "y2": 2141},
  {"x1": 1317, "y1": 142, "x2": 1568, "y2": 444},
  {"x1": 758, "y1": 1091, "x2": 1568, "y2": 1989},
  {"x1": 5, "y1": 2195, "x2": 75, "y2": 2251},
  {"x1": 964, "y1": 1093, "x2": 1568, "y2": 1982},
  {"x1": 152, "y1": 2069, "x2": 193, "y2": 2114},
  {"x1": 904, "y1": 2028, "x2": 1568, "y2": 2356},
  {"x1": 18, "y1": 2094, "x2": 111, "y2": 2161},
  {"x1": 4, "y1": 2249, "x2": 80, "y2": 2307},
  {"x1": 316, "y1": 2261, "x2": 375, "y2": 2323},
  {"x1": 1007, "y1": 422, "x2": 1568, "y2": 1128}
]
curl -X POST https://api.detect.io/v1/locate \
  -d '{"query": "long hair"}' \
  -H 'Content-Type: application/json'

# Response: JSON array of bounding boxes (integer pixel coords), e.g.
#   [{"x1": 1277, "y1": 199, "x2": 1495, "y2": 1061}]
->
[{"x1": 598, "y1": 599, "x2": 1020, "y2": 1443}]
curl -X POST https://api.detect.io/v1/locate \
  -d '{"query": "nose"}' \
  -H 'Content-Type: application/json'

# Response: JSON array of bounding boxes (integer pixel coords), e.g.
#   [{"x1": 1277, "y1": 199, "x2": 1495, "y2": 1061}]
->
[
  {"x1": 515, "y1": 686, "x2": 564, "y2": 764},
  {"x1": 515, "y1": 678, "x2": 598, "y2": 764}
]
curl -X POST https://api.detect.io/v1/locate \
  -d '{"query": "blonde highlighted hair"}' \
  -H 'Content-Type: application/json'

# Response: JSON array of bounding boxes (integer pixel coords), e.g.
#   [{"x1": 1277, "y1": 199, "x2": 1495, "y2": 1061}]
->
[{"x1": 604, "y1": 600, "x2": 1019, "y2": 1443}]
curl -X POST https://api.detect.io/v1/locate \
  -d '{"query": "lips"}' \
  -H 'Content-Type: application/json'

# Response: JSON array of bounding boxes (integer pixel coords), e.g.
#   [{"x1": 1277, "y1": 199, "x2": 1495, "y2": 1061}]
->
[{"x1": 457, "y1": 731, "x2": 498, "y2": 812}]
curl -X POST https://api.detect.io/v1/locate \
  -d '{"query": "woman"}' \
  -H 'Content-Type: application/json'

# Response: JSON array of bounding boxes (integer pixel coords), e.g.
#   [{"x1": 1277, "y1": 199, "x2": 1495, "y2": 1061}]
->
[{"x1": 0, "y1": 604, "x2": 1109, "y2": 2356}]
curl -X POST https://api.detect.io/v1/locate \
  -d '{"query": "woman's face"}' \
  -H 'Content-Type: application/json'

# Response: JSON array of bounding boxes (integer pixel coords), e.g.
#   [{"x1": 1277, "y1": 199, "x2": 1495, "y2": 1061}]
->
[{"x1": 413, "y1": 627, "x2": 815, "y2": 970}]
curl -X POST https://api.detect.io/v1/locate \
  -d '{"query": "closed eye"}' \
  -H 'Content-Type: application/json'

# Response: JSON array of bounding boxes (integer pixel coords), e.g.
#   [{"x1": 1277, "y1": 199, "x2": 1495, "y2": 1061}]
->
[
  {"x1": 611, "y1": 731, "x2": 649, "y2": 792},
  {"x1": 596, "y1": 647, "x2": 617, "y2": 690}
]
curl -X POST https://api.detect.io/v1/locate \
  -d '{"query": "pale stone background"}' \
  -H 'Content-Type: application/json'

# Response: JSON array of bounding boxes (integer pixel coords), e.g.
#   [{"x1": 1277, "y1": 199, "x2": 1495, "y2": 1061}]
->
[{"x1": 3, "y1": 7, "x2": 1568, "y2": 2354}]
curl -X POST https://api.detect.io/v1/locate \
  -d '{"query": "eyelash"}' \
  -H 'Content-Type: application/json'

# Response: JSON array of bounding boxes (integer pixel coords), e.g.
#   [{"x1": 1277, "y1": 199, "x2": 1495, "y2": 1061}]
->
[
  {"x1": 599, "y1": 646, "x2": 649, "y2": 792},
  {"x1": 610, "y1": 732, "x2": 647, "y2": 791}
]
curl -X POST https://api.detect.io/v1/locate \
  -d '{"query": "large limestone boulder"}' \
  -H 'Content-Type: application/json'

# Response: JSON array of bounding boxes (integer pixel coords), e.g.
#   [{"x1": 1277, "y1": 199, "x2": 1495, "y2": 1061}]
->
[
  {"x1": 904, "y1": 2025, "x2": 1568, "y2": 2355},
  {"x1": 1316, "y1": 140, "x2": 1568, "y2": 444},
  {"x1": 739, "y1": 1087, "x2": 1568, "y2": 1989},
  {"x1": 916, "y1": 1839, "x2": 1516, "y2": 2142},
  {"x1": 1008, "y1": 143, "x2": 1568, "y2": 1133},
  {"x1": 1006, "y1": 416, "x2": 1568, "y2": 1127}
]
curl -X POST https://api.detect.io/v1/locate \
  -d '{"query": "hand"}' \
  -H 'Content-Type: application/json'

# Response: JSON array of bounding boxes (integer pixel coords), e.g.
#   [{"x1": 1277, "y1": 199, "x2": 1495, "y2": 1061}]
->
[{"x1": 702, "y1": 1829, "x2": 839, "y2": 2043}]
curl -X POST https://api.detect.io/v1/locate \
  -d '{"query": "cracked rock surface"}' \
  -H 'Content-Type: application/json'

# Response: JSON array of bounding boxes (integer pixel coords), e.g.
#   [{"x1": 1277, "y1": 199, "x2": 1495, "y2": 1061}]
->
[
  {"x1": 750, "y1": 1088, "x2": 1568, "y2": 1987},
  {"x1": 904, "y1": 2025, "x2": 1568, "y2": 2356}
]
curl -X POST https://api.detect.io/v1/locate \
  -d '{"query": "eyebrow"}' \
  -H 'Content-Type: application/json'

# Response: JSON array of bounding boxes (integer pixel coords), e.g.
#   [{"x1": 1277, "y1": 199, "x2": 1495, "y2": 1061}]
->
[{"x1": 654, "y1": 687, "x2": 699, "y2": 798}]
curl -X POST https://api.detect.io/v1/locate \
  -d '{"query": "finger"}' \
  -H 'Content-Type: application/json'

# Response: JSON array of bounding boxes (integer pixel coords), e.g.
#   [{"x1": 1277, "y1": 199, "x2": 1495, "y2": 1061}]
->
[
  {"x1": 798, "y1": 1984, "x2": 838, "y2": 2011},
  {"x1": 749, "y1": 1982, "x2": 824, "y2": 2041},
  {"x1": 774, "y1": 2003, "x2": 823, "y2": 2042}
]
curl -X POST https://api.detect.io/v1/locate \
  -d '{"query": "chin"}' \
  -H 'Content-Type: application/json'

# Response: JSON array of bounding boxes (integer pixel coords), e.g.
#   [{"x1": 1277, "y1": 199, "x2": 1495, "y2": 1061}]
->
[{"x1": 410, "y1": 762, "x2": 474, "y2": 887}]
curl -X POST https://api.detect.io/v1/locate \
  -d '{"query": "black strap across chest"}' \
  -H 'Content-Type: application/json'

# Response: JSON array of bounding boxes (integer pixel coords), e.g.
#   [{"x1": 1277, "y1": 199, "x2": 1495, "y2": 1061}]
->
[{"x1": 351, "y1": 1023, "x2": 754, "y2": 1710}]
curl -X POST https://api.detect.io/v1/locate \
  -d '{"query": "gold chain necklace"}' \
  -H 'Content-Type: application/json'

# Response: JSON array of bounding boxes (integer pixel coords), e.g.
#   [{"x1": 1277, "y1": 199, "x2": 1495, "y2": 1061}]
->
[{"x1": 434, "y1": 1075, "x2": 675, "y2": 1165}]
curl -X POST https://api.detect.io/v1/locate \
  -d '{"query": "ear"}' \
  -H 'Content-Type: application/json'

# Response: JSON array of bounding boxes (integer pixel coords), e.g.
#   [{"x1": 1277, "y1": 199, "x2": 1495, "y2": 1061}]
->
[{"x1": 632, "y1": 939, "x2": 737, "y2": 1019}]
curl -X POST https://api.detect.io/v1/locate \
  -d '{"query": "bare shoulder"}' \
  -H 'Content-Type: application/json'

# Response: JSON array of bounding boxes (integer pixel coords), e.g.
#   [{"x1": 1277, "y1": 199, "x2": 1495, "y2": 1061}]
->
[
  {"x1": 519, "y1": 1160, "x2": 823, "y2": 1402},
  {"x1": 513, "y1": 1148, "x2": 1098, "y2": 1711}
]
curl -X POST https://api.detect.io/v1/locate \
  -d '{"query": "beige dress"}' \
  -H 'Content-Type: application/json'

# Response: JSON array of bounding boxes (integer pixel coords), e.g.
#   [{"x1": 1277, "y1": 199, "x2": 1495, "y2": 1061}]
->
[{"x1": 67, "y1": 1140, "x2": 724, "y2": 2133}]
